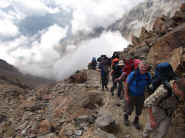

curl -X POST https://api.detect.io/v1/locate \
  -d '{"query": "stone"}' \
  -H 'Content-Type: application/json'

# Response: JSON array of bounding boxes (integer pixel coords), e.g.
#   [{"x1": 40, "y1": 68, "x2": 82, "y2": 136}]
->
[
  {"x1": 180, "y1": 3, "x2": 185, "y2": 12},
  {"x1": 147, "y1": 23, "x2": 185, "y2": 68},
  {"x1": 69, "y1": 71, "x2": 87, "y2": 83},
  {"x1": 39, "y1": 119, "x2": 52, "y2": 134},
  {"x1": 131, "y1": 35, "x2": 140, "y2": 45},
  {"x1": 152, "y1": 16, "x2": 168, "y2": 35},
  {"x1": 74, "y1": 129, "x2": 83, "y2": 136},
  {"x1": 37, "y1": 133, "x2": 57, "y2": 138},
  {"x1": 64, "y1": 129, "x2": 73, "y2": 136},
  {"x1": 139, "y1": 27, "x2": 152, "y2": 40},
  {"x1": 95, "y1": 114, "x2": 117, "y2": 134}
]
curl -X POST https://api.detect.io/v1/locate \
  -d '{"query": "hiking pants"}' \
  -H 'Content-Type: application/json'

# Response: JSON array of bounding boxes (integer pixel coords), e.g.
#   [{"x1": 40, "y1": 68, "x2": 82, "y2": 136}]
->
[
  {"x1": 143, "y1": 117, "x2": 170, "y2": 138},
  {"x1": 143, "y1": 106, "x2": 170, "y2": 138},
  {"x1": 111, "y1": 76, "x2": 123, "y2": 97},
  {"x1": 101, "y1": 72, "x2": 109, "y2": 89},
  {"x1": 125, "y1": 95, "x2": 144, "y2": 116}
]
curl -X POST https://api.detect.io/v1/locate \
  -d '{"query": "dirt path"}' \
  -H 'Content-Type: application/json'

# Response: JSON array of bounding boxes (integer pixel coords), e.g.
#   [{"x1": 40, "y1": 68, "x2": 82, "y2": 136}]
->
[{"x1": 87, "y1": 69, "x2": 148, "y2": 138}]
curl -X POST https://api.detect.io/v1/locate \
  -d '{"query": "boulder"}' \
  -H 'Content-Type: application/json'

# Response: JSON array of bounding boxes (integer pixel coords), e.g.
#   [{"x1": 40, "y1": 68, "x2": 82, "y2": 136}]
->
[
  {"x1": 152, "y1": 16, "x2": 168, "y2": 35},
  {"x1": 69, "y1": 71, "x2": 87, "y2": 83},
  {"x1": 95, "y1": 114, "x2": 117, "y2": 134},
  {"x1": 147, "y1": 23, "x2": 185, "y2": 69},
  {"x1": 39, "y1": 119, "x2": 52, "y2": 134},
  {"x1": 131, "y1": 35, "x2": 140, "y2": 45},
  {"x1": 139, "y1": 27, "x2": 152, "y2": 40},
  {"x1": 173, "y1": 10, "x2": 185, "y2": 23},
  {"x1": 180, "y1": 3, "x2": 185, "y2": 12}
]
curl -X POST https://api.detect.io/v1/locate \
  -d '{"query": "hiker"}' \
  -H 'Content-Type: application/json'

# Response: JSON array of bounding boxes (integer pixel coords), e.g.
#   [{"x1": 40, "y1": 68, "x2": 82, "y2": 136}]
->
[
  {"x1": 99, "y1": 55, "x2": 110, "y2": 91},
  {"x1": 110, "y1": 58, "x2": 123, "y2": 98},
  {"x1": 124, "y1": 61, "x2": 152, "y2": 129},
  {"x1": 142, "y1": 63, "x2": 185, "y2": 138},
  {"x1": 91, "y1": 57, "x2": 97, "y2": 70}
]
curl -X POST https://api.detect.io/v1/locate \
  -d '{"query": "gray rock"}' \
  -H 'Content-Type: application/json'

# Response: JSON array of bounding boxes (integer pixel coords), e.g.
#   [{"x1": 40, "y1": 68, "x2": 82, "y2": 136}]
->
[
  {"x1": 74, "y1": 129, "x2": 83, "y2": 136},
  {"x1": 95, "y1": 114, "x2": 118, "y2": 134},
  {"x1": 64, "y1": 129, "x2": 73, "y2": 136},
  {"x1": 95, "y1": 114, "x2": 114, "y2": 128}
]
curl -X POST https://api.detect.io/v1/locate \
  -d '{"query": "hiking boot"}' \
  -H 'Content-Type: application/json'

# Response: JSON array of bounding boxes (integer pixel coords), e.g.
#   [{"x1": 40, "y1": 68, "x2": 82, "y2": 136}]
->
[
  {"x1": 133, "y1": 116, "x2": 141, "y2": 130},
  {"x1": 124, "y1": 114, "x2": 129, "y2": 126}
]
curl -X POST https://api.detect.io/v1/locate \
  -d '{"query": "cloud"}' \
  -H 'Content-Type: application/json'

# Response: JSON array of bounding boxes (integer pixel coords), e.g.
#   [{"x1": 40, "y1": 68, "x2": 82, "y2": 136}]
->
[
  {"x1": 0, "y1": 0, "x2": 144, "y2": 80},
  {"x1": 54, "y1": 31, "x2": 129, "y2": 80},
  {"x1": 54, "y1": 0, "x2": 145, "y2": 33}
]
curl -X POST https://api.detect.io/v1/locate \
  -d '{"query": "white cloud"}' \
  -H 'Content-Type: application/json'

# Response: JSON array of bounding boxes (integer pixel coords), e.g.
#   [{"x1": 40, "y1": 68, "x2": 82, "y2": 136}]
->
[
  {"x1": 0, "y1": 0, "x2": 145, "y2": 80},
  {"x1": 54, "y1": 0, "x2": 145, "y2": 33},
  {"x1": 54, "y1": 31, "x2": 129, "y2": 80},
  {"x1": 0, "y1": 19, "x2": 19, "y2": 37}
]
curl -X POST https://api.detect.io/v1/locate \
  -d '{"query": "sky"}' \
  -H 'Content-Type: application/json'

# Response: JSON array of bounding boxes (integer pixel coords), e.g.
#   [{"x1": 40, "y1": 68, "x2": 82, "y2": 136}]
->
[{"x1": 0, "y1": 0, "x2": 144, "y2": 80}]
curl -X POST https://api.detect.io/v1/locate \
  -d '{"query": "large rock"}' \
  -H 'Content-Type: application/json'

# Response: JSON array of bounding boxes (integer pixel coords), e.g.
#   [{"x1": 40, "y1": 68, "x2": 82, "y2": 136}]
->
[
  {"x1": 131, "y1": 35, "x2": 140, "y2": 45},
  {"x1": 95, "y1": 114, "x2": 117, "y2": 134},
  {"x1": 139, "y1": 27, "x2": 152, "y2": 40},
  {"x1": 147, "y1": 23, "x2": 185, "y2": 69},
  {"x1": 69, "y1": 70, "x2": 87, "y2": 83},
  {"x1": 152, "y1": 16, "x2": 168, "y2": 35},
  {"x1": 173, "y1": 10, "x2": 185, "y2": 23},
  {"x1": 180, "y1": 3, "x2": 185, "y2": 12}
]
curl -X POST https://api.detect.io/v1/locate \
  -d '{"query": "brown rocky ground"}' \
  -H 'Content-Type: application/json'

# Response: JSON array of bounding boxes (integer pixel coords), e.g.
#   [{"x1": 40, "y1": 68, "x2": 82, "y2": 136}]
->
[{"x1": 0, "y1": 69, "x2": 150, "y2": 138}]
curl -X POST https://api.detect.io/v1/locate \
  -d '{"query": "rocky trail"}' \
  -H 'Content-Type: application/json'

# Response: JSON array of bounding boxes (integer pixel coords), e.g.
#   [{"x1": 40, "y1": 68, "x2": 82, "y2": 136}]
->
[{"x1": 0, "y1": 69, "x2": 149, "y2": 138}]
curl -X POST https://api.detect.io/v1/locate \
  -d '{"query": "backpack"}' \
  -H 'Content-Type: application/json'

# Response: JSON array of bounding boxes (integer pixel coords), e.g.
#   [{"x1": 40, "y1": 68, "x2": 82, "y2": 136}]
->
[
  {"x1": 122, "y1": 59, "x2": 141, "y2": 80},
  {"x1": 151, "y1": 62, "x2": 177, "y2": 93},
  {"x1": 112, "y1": 63, "x2": 122, "y2": 77}
]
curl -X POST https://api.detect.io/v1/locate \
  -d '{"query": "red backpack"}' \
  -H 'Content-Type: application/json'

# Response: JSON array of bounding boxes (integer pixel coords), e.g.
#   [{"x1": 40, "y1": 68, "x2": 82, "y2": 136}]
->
[{"x1": 122, "y1": 58, "x2": 141, "y2": 80}]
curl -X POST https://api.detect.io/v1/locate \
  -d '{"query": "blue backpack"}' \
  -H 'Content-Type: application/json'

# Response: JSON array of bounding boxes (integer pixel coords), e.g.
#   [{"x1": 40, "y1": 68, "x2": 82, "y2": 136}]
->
[{"x1": 151, "y1": 62, "x2": 177, "y2": 93}]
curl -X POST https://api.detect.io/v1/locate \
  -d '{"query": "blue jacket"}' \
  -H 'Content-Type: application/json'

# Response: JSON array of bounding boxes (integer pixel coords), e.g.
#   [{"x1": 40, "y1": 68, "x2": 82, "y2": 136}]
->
[{"x1": 126, "y1": 69, "x2": 151, "y2": 96}]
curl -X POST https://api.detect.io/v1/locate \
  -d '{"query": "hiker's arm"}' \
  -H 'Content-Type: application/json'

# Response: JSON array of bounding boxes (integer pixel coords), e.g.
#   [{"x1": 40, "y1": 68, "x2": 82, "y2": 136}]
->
[
  {"x1": 148, "y1": 107, "x2": 157, "y2": 128},
  {"x1": 124, "y1": 82, "x2": 129, "y2": 101},
  {"x1": 144, "y1": 85, "x2": 168, "y2": 108},
  {"x1": 118, "y1": 72, "x2": 126, "y2": 80}
]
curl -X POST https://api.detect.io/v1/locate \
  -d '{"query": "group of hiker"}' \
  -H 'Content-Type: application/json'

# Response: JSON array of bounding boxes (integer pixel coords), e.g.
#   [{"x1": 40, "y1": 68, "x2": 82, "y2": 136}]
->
[{"x1": 89, "y1": 53, "x2": 185, "y2": 138}]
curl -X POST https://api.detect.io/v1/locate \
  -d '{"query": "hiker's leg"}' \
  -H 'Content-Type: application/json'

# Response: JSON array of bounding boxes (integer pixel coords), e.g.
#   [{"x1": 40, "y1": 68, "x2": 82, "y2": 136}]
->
[
  {"x1": 111, "y1": 76, "x2": 116, "y2": 95},
  {"x1": 117, "y1": 80, "x2": 122, "y2": 98},
  {"x1": 154, "y1": 117, "x2": 170, "y2": 138},
  {"x1": 135, "y1": 95, "x2": 145, "y2": 116},
  {"x1": 124, "y1": 95, "x2": 134, "y2": 125},
  {"x1": 105, "y1": 72, "x2": 109, "y2": 89},
  {"x1": 143, "y1": 120, "x2": 154, "y2": 138},
  {"x1": 134, "y1": 95, "x2": 145, "y2": 129}
]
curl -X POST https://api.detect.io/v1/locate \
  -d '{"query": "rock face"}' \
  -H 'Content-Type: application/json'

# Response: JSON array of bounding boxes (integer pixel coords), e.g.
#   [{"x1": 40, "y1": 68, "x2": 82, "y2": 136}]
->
[
  {"x1": 121, "y1": 3, "x2": 185, "y2": 76},
  {"x1": 110, "y1": 0, "x2": 185, "y2": 40}
]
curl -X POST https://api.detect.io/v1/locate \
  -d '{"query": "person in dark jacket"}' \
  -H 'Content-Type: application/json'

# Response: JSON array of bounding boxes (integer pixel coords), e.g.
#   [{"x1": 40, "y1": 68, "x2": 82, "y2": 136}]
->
[
  {"x1": 111, "y1": 58, "x2": 123, "y2": 98},
  {"x1": 99, "y1": 56, "x2": 110, "y2": 91}
]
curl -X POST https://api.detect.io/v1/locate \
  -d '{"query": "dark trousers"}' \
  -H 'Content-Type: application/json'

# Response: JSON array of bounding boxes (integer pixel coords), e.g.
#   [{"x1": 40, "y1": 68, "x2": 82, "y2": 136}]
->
[
  {"x1": 111, "y1": 76, "x2": 123, "y2": 97},
  {"x1": 125, "y1": 94, "x2": 145, "y2": 116},
  {"x1": 101, "y1": 72, "x2": 109, "y2": 89}
]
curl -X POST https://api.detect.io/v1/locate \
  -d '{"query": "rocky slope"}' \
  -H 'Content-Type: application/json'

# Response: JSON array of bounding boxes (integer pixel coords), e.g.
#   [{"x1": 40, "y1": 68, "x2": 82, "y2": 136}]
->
[
  {"x1": 0, "y1": 69, "x2": 150, "y2": 138},
  {"x1": 0, "y1": 59, "x2": 54, "y2": 89},
  {"x1": 121, "y1": 3, "x2": 185, "y2": 77},
  {"x1": 111, "y1": 0, "x2": 185, "y2": 40}
]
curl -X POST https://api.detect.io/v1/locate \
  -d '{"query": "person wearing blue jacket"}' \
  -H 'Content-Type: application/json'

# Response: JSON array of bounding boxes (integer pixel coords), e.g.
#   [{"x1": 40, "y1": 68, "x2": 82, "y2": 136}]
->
[{"x1": 124, "y1": 61, "x2": 152, "y2": 129}]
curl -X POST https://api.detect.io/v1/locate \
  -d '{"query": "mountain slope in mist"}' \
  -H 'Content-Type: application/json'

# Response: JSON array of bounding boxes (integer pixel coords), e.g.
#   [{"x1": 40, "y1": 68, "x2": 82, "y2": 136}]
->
[{"x1": 110, "y1": 0, "x2": 185, "y2": 39}]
